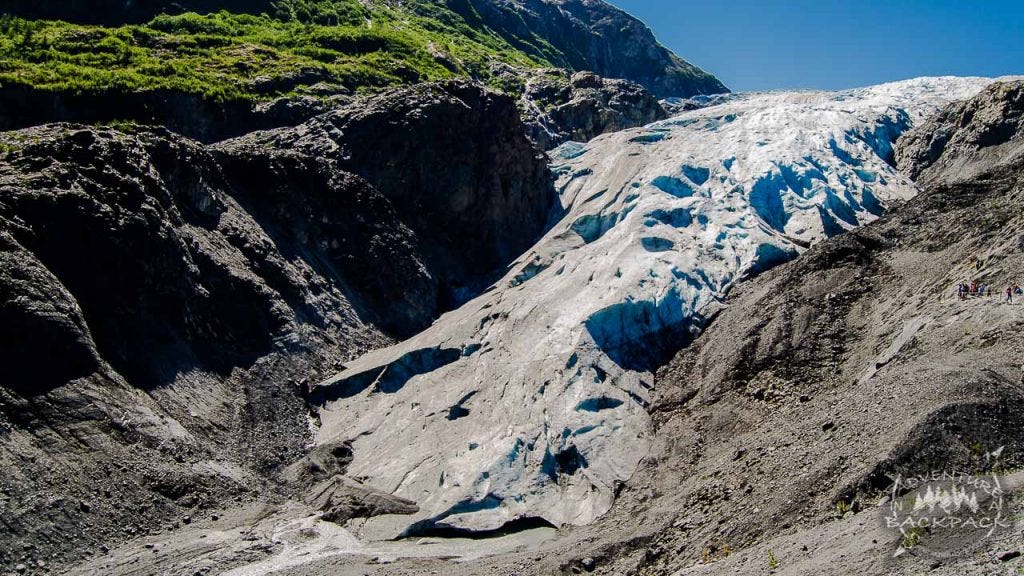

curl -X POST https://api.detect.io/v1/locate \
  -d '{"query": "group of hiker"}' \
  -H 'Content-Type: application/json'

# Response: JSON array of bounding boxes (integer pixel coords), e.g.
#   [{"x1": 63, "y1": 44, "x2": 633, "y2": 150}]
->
[{"x1": 957, "y1": 281, "x2": 1023, "y2": 302}]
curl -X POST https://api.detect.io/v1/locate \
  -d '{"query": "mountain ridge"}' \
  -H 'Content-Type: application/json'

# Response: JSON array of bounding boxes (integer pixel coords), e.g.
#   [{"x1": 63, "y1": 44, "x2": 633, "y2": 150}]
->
[{"x1": 0, "y1": 0, "x2": 726, "y2": 106}]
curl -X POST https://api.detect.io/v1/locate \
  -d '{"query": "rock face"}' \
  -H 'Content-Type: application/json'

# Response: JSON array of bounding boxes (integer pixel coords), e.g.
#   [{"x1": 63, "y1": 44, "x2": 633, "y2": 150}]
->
[
  {"x1": 223, "y1": 81, "x2": 555, "y2": 307},
  {"x1": 545, "y1": 79, "x2": 1024, "y2": 576},
  {"x1": 0, "y1": 125, "x2": 426, "y2": 389},
  {"x1": 457, "y1": 0, "x2": 728, "y2": 98},
  {"x1": 519, "y1": 69, "x2": 668, "y2": 150},
  {"x1": 210, "y1": 143, "x2": 438, "y2": 336},
  {"x1": 896, "y1": 80, "x2": 1024, "y2": 183},
  {"x1": 309, "y1": 78, "x2": 994, "y2": 539}
]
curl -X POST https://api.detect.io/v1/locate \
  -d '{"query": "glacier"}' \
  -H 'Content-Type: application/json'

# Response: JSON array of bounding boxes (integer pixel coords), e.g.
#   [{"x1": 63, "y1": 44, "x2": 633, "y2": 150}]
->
[{"x1": 310, "y1": 77, "x2": 1000, "y2": 537}]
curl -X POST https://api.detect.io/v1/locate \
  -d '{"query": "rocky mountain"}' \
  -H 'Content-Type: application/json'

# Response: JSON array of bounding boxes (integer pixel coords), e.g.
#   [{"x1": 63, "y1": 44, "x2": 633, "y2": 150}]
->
[
  {"x1": 0, "y1": 122, "x2": 390, "y2": 572},
  {"x1": 896, "y1": 79, "x2": 1024, "y2": 184},
  {"x1": 448, "y1": 0, "x2": 728, "y2": 98},
  {"x1": 219, "y1": 81, "x2": 554, "y2": 307}
]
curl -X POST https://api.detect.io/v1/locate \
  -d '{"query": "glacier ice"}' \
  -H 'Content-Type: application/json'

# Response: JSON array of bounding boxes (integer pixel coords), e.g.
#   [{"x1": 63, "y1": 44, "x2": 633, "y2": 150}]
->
[{"x1": 311, "y1": 77, "x2": 1002, "y2": 537}]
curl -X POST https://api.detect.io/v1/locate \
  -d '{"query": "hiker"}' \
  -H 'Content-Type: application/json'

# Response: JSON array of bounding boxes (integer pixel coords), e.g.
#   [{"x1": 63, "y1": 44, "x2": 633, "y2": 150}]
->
[{"x1": 1008, "y1": 286, "x2": 1014, "y2": 303}]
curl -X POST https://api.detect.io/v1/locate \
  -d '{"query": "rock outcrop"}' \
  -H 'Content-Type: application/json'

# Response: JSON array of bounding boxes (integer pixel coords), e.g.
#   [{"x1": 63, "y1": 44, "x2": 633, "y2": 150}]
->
[
  {"x1": 0, "y1": 85, "x2": 347, "y2": 144},
  {"x1": 455, "y1": 0, "x2": 728, "y2": 98},
  {"x1": 222, "y1": 81, "x2": 556, "y2": 307},
  {"x1": 210, "y1": 143, "x2": 438, "y2": 336},
  {"x1": 519, "y1": 69, "x2": 668, "y2": 150},
  {"x1": 896, "y1": 79, "x2": 1024, "y2": 183}
]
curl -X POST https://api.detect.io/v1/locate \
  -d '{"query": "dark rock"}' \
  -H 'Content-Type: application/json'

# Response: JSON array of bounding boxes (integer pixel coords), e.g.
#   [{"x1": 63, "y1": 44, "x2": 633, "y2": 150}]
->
[
  {"x1": 210, "y1": 143, "x2": 438, "y2": 337},
  {"x1": 661, "y1": 98, "x2": 702, "y2": 115},
  {"x1": 999, "y1": 550, "x2": 1021, "y2": 561},
  {"x1": 519, "y1": 69, "x2": 668, "y2": 150},
  {"x1": 1, "y1": 125, "x2": 289, "y2": 387},
  {"x1": 0, "y1": 231, "x2": 101, "y2": 396},
  {"x1": 224, "y1": 80, "x2": 556, "y2": 308},
  {"x1": 307, "y1": 476, "x2": 419, "y2": 524}
]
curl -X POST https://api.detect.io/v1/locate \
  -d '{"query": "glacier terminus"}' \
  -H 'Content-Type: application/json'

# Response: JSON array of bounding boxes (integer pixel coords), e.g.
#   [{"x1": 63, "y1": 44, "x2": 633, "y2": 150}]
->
[{"x1": 312, "y1": 77, "x2": 1003, "y2": 538}]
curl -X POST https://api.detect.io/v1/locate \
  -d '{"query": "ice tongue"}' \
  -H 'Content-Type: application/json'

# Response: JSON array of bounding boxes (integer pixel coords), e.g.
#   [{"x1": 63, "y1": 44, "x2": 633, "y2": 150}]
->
[{"x1": 312, "y1": 76, "x2": 999, "y2": 537}]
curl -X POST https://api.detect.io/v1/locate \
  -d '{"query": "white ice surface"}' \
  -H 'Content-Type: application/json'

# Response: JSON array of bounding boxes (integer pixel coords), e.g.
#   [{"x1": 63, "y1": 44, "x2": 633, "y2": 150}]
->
[{"x1": 312, "y1": 77, "x2": 1002, "y2": 536}]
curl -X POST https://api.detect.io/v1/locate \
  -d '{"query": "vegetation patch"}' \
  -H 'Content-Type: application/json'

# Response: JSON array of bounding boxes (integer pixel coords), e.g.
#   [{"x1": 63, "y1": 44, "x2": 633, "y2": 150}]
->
[{"x1": 0, "y1": 1, "x2": 549, "y2": 101}]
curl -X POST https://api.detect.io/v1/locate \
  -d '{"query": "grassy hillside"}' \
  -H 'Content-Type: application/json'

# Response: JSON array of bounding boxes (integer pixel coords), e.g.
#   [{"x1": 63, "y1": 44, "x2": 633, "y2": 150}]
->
[{"x1": 0, "y1": 0, "x2": 550, "y2": 101}]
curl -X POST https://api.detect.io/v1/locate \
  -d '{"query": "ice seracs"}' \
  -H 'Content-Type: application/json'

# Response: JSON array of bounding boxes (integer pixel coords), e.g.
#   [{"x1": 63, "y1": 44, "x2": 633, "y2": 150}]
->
[{"x1": 311, "y1": 77, "x2": 1001, "y2": 537}]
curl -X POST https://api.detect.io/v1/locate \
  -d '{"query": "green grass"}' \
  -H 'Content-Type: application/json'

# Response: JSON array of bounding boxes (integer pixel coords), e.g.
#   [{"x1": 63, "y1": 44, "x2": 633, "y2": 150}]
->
[{"x1": 0, "y1": 1, "x2": 549, "y2": 102}]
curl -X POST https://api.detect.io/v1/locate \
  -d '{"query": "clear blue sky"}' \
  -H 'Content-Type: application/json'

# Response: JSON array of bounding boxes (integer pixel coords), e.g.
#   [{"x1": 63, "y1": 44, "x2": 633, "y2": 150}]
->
[{"x1": 609, "y1": 0, "x2": 1024, "y2": 92}]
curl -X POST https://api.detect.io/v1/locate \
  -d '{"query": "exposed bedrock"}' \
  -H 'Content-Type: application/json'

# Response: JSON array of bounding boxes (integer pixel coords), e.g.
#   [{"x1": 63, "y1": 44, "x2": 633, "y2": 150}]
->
[
  {"x1": 518, "y1": 69, "x2": 668, "y2": 151},
  {"x1": 224, "y1": 80, "x2": 557, "y2": 308},
  {"x1": 210, "y1": 145, "x2": 438, "y2": 337},
  {"x1": 896, "y1": 79, "x2": 1024, "y2": 183},
  {"x1": 0, "y1": 83, "x2": 345, "y2": 144}
]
